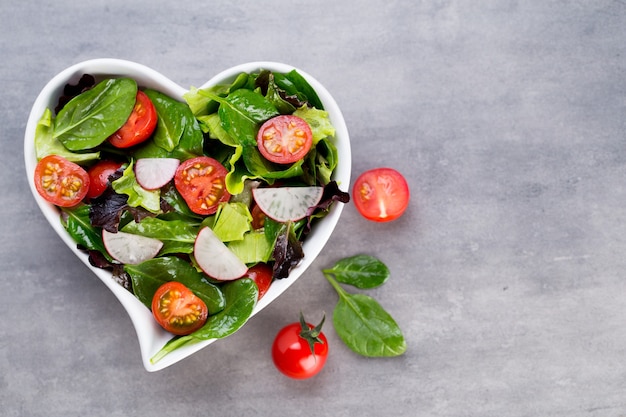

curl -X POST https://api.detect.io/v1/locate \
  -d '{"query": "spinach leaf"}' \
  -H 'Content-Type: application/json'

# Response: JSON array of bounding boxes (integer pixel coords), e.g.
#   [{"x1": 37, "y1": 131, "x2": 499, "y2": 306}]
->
[
  {"x1": 35, "y1": 108, "x2": 101, "y2": 163},
  {"x1": 323, "y1": 256, "x2": 406, "y2": 357},
  {"x1": 60, "y1": 204, "x2": 107, "y2": 256},
  {"x1": 188, "y1": 278, "x2": 257, "y2": 339},
  {"x1": 202, "y1": 88, "x2": 279, "y2": 147},
  {"x1": 121, "y1": 218, "x2": 199, "y2": 255},
  {"x1": 144, "y1": 89, "x2": 204, "y2": 156},
  {"x1": 184, "y1": 72, "x2": 250, "y2": 116},
  {"x1": 160, "y1": 183, "x2": 202, "y2": 220},
  {"x1": 273, "y1": 70, "x2": 324, "y2": 110},
  {"x1": 332, "y1": 292, "x2": 407, "y2": 357},
  {"x1": 125, "y1": 256, "x2": 225, "y2": 314},
  {"x1": 54, "y1": 78, "x2": 137, "y2": 150},
  {"x1": 255, "y1": 70, "x2": 298, "y2": 114},
  {"x1": 198, "y1": 112, "x2": 239, "y2": 147},
  {"x1": 242, "y1": 146, "x2": 304, "y2": 179},
  {"x1": 322, "y1": 254, "x2": 389, "y2": 289},
  {"x1": 150, "y1": 278, "x2": 258, "y2": 364}
]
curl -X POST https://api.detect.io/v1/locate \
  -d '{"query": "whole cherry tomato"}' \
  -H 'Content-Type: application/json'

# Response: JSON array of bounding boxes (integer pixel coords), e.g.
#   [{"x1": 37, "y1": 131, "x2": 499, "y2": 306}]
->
[
  {"x1": 108, "y1": 90, "x2": 157, "y2": 148},
  {"x1": 245, "y1": 263, "x2": 273, "y2": 300},
  {"x1": 86, "y1": 160, "x2": 124, "y2": 199},
  {"x1": 272, "y1": 313, "x2": 328, "y2": 379}
]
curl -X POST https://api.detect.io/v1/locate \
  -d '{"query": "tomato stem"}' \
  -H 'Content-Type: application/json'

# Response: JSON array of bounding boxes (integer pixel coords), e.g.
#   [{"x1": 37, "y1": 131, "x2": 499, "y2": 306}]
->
[{"x1": 299, "y1": 311, "x2": 326, "y2": 358}]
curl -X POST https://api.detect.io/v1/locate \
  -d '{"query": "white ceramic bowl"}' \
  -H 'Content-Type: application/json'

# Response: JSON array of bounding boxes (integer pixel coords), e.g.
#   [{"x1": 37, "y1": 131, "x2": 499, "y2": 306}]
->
[{"x1": 24, "y1": 59, "x2": 351, "y2": 371}]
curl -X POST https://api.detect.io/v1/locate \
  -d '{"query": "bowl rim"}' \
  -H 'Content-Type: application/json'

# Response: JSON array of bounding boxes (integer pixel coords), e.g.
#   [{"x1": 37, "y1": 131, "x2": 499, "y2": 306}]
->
[{"x1": 23, "y1": 58, "x2": 351, "y2": 371}]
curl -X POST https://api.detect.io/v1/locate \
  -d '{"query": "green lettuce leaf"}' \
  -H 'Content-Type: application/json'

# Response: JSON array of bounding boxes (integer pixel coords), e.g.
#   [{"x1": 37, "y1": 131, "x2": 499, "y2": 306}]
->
[
  {"x1": 211, "y1": 203, "x2": 251, "y2": 242},
  {"x1": 111, "y1": 161, "x2": 161, "y2": 213}
]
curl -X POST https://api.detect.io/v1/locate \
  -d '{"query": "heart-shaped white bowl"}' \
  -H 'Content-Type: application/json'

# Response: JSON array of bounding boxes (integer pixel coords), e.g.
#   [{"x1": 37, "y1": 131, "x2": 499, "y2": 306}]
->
[{"x1": 24, "y1": 59, "x2": 351, "y2": 371}]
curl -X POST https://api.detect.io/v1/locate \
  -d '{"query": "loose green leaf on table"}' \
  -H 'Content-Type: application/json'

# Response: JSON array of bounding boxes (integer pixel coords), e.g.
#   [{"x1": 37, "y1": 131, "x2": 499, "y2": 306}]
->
[
  {"x1": 323, "y1": 255, "x2": 406, "y2": 357},
  {"x1": 323, "y1": 254, "x2": 389, "y2": 289},
  {"x1": 332, "y1": 292, "x2": 406, "y2": 357}
]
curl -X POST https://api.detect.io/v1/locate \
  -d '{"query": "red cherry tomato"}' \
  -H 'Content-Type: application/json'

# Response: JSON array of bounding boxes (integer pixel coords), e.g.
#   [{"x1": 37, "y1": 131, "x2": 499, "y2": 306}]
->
[
  {"x1": 174, "y1": 156, "x2": 231, "y2": 215},
  {"x1": 250, "y1": 203, "x2": 266, "y2": 230},
  {"x1": 34, "y1": 154, "x2": 90, "y2": 207},
  {"x1": 108, "y1": 90, "x2": 157, "y2": 148},
  {"x1": 245, "y1": 263, "x2": 273, "y2": 300},
  {"x1": 272, "y1": 313, "x2": 328, "y2": 379},
  {"x1": 352, "y1": 167, "x2": 410, "y2": 222},
  {"x1": 257, "y1": 115, "x2": 313, "y2": 164},
  {"x1": 86, "y1": 160, "x2": 124, "y2": 199},
  {"x1": 151, "y1": 281, "x2": 208, "y2": 336}
]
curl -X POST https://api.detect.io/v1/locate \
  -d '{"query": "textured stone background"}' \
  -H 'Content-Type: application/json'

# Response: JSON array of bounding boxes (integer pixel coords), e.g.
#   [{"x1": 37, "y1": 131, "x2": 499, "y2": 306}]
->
[{"x1": 3, "y1": 1, "x2": 626, "y2": 416}]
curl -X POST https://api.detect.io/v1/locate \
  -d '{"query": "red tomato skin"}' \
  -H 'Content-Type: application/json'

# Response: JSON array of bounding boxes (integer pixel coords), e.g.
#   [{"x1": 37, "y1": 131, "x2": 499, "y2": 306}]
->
[
  {"x1": 34, "y1": 154, "x2": 90, "y2": 207},
  {"x1": 250, "y1": 203, "x2": 266, "y2": 230},
  {"x1": 174, "y1": 156, "x2": 231, "y2": 216},
  {"x1": 257, "y1": 115, "x2": 313, "y2": 164},
  {"x1": 272, "y1": 322, "x2": 328, "y2": 379},
  {"x1": 86, "y1": 160, "x2": 124, "y2": 199},
  {"x1": 352, "y1": 167, "x2": 410, "y2": 222},
  {"x1": 108, "y1": 90, "x2": 157, "y2": 148},
  {"x1": 245, "y1": 263, "x2": 273, "y2": 300},
  {"x1": 151, "y1": 281, "x2": 208, "y2": 336}
]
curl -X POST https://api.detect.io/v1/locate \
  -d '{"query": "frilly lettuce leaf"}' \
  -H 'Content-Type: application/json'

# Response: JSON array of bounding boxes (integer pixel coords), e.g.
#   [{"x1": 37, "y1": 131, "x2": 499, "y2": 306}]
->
[
  {"x1": 111, "y1": 161, "x2": 161, "y2": 213},
  {"x1": 211, "y1": 202, "x2": 251, "y2": 242},
  {"x1": 293, "y1": 106, "x2": 335, "y2": 145}
]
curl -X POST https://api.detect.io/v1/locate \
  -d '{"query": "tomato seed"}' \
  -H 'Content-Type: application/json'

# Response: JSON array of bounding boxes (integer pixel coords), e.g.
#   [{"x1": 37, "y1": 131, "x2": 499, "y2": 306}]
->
[{"x1": 359, "y1": 183, "x2": 373, "y2": 200}]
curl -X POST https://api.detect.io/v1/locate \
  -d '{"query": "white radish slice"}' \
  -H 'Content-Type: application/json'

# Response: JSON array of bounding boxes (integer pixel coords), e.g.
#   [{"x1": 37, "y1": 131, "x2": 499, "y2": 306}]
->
[
  {"x1": 102, "y1": 229, "x2": 164, "y2": 265},
  {"x1": 134, "y1": 158, "x2": 180, "y2": 190},
  {"x1": 194, "y1": 227, "x2": 248, "y2": 281},
  {"x1": 252, "y1": 186, "x2": 324, "y2": 222}
]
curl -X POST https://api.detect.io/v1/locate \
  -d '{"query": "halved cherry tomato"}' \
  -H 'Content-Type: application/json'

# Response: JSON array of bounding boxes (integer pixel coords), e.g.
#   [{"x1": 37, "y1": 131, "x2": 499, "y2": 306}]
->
[
  {"x1": 352, "y1": 167, "x2": 410, "y2": 222},
  {"x1": 86, "y1": 160, "x2": 124, "y2": 199},
  {"x1": 151, "y1": 281, "x2": 208, "y2": 336},
  {"x1": 34, "y1": 155, "x2": 90, "y2": 207},
  {"x1": 272, "y1": 313, "x2": 328, "y2": 379},
  {"x1": 174, "y1": 156, "x2": 230, "y2": 215},
  {"x1": 257, "y1": 115, "x2": 313, "y2": 164},
  {"x1": 108, "y1": 90, "x2": 157, "y2": 148},
  {"x1": 250, "y1": 203, "x2": 266, "y2": 230},
  {"x1": 245, "y1": 263, "x2": 273, "y2": 300}
]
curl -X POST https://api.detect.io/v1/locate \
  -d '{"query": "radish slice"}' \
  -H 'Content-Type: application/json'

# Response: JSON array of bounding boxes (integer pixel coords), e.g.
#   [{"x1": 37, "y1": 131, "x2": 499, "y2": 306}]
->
[
  {"x1": 102, "y1": 229, "x2": 163, "y2": 265},
  {"x1": 252, "y1": 186, "x2": 324, "y2": 222},
  {"x1": 194, "y1": 227, "x2": 248, "y2": 280},
  {"x1": 134, "y1": 158, "x2": 180, "y2": 190}
]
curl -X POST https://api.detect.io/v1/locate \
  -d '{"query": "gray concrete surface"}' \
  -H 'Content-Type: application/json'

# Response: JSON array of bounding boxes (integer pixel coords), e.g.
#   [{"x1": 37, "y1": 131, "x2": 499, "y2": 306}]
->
[{"x1": 3, "y1": 1, "x2": 626, "y2": 416}]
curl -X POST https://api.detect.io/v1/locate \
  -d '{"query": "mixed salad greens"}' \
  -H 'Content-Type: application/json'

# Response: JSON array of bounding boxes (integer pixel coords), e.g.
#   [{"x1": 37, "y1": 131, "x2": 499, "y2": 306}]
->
[{"x1": 32, "y1": 68, "x2": 349, "y2": 362}]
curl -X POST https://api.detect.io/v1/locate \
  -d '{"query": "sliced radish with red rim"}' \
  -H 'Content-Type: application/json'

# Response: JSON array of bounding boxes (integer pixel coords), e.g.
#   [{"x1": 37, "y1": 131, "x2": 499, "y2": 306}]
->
[
  {"x1": 135, "y1": 158, "x2": 180, "y2": 190},
  {"x1": 252, "y1": 186, "x2": 324, "y2": 222},
  {"x1": 102, "y1": 229, "x2": 163, "y2": 265},
  {"x1": 194, "y1": 226, "x2": 248, "y2": 281}
]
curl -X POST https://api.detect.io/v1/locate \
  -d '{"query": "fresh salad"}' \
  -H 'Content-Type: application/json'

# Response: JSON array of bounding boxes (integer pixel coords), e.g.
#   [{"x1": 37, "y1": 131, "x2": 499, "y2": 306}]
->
[{"x1": 32, "y1": 69, "x2": 349, "y2": 362}]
